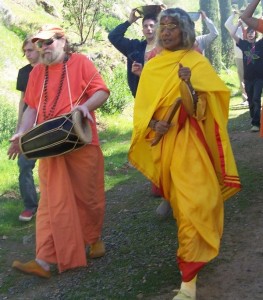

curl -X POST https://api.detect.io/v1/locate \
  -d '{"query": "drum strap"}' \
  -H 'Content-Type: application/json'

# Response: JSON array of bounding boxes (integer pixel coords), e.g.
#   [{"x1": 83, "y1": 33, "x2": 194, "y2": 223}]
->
[
  {"x1": 66, "y1": 63, "x2": 73, "y2": 110},
  {"x1": 34, "y1": 60, "x2": 98, "y2": 126},
  {"x1": 74, "y1": 71, "x2": 99, "y2": 106}
]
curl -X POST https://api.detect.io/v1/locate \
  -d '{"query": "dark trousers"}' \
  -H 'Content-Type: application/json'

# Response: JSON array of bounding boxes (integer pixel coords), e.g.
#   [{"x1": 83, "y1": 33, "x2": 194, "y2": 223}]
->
[{"x1": 244, "y1": 79, "x2": 263, "y2": 127}]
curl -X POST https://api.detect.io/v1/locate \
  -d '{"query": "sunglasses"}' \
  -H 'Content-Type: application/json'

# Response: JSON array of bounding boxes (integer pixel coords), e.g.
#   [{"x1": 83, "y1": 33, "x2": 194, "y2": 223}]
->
[
  {"x1": 159, "y1": 23, "x2": 178, "y2": 31},
  {"x1": 36, "y1": 38, "x2": 56, "y2": 49}
]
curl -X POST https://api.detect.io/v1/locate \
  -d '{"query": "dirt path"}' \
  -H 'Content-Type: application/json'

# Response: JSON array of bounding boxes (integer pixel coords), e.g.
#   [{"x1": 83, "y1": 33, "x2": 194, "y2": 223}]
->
[
  {"x1": 149, "y1": 130, "x2": 263, "y2": 300},
  {"x1": 0, "y1": 129, "x2": 263, "y2": 300}
]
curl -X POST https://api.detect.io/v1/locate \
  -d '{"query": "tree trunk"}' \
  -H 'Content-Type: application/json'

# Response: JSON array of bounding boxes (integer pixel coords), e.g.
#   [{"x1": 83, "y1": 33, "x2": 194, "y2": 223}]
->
[{"x1": 200, "y1": 0, "x2": 222, "y2": 72}]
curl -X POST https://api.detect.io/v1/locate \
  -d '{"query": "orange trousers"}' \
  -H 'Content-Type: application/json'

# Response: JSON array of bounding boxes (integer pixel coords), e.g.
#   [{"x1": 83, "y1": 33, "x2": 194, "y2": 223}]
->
[{"x1": 36, "y1": 145, "x2": 105, "y2": 272}]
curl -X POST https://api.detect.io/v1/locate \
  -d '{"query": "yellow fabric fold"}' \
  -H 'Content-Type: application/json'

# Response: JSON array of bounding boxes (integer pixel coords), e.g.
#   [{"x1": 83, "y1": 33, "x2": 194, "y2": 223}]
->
[{"x1": 128, "y1": 49, "x2": 241, "y2": 264}]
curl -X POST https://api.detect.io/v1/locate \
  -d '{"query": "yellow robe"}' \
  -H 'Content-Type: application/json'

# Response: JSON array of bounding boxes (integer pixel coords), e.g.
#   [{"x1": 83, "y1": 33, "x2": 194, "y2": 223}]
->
[{"x1": 128, "y1": 49, "x2": 241, "y2": 281}]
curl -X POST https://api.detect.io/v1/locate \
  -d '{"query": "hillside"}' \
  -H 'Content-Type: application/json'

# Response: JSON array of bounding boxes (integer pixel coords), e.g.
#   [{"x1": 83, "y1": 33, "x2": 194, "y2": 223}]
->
[
  {"x1": 1, "y1": 2, "x2": 263, "y2": 300},
  {"x1": 0, "y1": 0, "x2": 201, "y2": 107}
]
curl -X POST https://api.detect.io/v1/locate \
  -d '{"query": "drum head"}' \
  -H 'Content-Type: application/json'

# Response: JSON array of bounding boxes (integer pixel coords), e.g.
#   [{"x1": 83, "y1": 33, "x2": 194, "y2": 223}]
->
[
  {"x1": 72, "y1": 110, "x2": 92, "y2": 144},
  {"x1": 180, "y1": 80, "x2": 195, "y2": 116}
]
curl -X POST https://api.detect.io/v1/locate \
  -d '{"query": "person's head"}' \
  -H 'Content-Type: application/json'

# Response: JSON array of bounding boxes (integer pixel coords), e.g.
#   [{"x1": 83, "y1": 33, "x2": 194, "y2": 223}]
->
[
  {"x1": 246, "y1": 27, "x2": 257, "y2": 42},
  {"x1": 142, "y1": 14, "x2": 157, "y2": 43},
  {"x1": 32, "y1": 24, "x2": 71, "y2": 65},
  {"x1": 156, "y1": 8, "x2": 195, "y2": 51},
  {"x1": 22, "y1": 36, "x2": 40, "y2": 66}
]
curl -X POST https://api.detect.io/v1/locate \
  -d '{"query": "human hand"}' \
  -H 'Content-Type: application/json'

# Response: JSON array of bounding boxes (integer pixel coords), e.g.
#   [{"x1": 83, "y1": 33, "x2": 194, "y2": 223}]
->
[
  {"x1": 72, "y1": 105, "x2": 94, "y2": 123},
  {"x1": 160, "y1": 4, "x2": 167, "y2": 11},
  {"x1": 155, "y1": 120, "x2": 171, "y2": 135},
  {"x1": 129, "y1": 8, "x2": 142, "y2": 24},
  {"x1": 178, "y1": 64, "x2": 191, "y2": 82},
  {"x1": 131, "y1": 61, "x2": 143, "y2": 76},
  {"x1": 7, "y1": 133, "x2": 22, "y2": 160},
  {"x1": 200, "y1": 10, "x2": 206, "y2": 19}
]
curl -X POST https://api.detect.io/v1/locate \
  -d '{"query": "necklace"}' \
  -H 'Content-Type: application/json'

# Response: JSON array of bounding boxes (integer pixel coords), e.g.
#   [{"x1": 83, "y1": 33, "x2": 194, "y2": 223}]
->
[{"x1": 42, "y1": 56, "x2": 68, "y2": 120}]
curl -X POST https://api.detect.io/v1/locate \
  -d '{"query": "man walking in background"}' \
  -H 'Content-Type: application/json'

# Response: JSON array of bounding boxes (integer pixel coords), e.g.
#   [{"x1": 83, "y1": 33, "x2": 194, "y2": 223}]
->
[
  {"x1": 108, "y1": 8, "x2": 158, "y2": 97},
  {"x1": 108, "y1": 8, "x2": 165, "y2": 201},
  {"x1": 16, "y1": 36, "x2": 40, "y2": 221}
]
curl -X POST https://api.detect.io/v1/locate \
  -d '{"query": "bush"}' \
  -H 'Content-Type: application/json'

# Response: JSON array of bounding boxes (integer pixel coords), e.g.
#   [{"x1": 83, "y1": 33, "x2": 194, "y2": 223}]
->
[
  {"x1": 98, "y1": 14, "x2": 121, "y2": 33},
  {"x1": 100, "y1": 65, "x2": 132, "y2": 115},
  {"x1": 0, "y1": 97, "x2": 17, "y2": 143}
]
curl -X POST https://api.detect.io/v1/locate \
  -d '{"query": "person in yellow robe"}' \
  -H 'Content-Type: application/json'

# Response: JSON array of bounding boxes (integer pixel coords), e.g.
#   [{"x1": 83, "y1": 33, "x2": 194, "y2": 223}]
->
[{"x1": 128, "y1": 8, "x2": 241, "y2": 300}]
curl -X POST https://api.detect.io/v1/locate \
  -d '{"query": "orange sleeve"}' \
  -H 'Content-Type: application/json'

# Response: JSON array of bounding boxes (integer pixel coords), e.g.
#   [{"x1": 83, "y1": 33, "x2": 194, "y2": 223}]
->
[{"x1": 256, "y1": 19, "x2": 263, "y2": 33}]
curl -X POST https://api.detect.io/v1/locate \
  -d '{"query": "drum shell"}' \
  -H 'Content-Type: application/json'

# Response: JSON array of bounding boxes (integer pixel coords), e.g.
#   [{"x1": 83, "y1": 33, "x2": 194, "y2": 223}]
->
[{"x1": 19, "y1": 113, "x2": 91, "y2": 160}]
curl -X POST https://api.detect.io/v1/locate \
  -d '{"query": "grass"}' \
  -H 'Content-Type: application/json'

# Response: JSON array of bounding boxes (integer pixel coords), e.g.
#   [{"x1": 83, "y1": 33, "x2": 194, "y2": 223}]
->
[
  {"x1": 0, "y1": 62, "x2": 256, "y2": 298},
  {"x1": 0, "y1": 1, "x2": 258, "y2": 297}
]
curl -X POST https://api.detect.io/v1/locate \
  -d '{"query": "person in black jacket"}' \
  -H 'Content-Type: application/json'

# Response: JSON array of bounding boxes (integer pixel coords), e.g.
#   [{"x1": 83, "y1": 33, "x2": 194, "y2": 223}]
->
[{"x1": 108, "y1": 8, "x2": 157, "y2": 97}]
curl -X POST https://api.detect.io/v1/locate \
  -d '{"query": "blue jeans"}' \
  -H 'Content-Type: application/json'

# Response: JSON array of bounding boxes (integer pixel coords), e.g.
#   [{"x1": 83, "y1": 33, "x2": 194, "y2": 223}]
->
[
  {"x1": 244, "y1": 79, "x2": 263, "y2": 127},
  {"x1": 17, "y1": 154, "x2": 38, "y2": 212}
]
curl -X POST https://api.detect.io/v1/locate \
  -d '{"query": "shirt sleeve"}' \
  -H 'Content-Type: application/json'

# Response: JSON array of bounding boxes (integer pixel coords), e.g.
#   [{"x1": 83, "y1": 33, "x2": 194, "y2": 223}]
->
[
  {"x1": 108, "y1": 21, "x2": 136, "y2": 57},
  {"x1": 196, "y1": 17, "x2": 219, "y2": 52},
  {"x1": 256, "y1": 18, "x2": 263, "y2": 33},
  {"x1": 224, "y1": 14, "x2": 235, "y2": 32},
  {"x1": 16, "y1": 69, "x2": 27, "y2": 92},
  {"x1": 82, "y1": 56, "x2": 110, "y2": 99}
]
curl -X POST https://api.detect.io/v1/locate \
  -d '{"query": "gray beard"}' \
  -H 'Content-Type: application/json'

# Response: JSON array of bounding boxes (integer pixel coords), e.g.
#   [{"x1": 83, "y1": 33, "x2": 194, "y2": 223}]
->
[{"x1": 40, "y1": 54, "x2": 54, "y2": 65}]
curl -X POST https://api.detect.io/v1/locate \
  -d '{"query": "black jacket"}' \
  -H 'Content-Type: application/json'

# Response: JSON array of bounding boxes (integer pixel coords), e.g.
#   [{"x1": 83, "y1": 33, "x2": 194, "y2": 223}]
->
[{"x1": 108, "y1": 21, "x2": 147, "y2": 97}]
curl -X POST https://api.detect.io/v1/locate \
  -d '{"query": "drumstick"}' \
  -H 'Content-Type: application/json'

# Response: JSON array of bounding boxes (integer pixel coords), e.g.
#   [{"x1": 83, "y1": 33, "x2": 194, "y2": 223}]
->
[{"x1": 151, "y1": 98, "x2": 182, "y2": 146}]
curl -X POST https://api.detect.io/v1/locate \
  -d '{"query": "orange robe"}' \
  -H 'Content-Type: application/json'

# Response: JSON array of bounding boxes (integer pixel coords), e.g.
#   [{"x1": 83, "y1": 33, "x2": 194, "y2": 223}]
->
[
  {"x1": 24, "y1": 53, "x2": 109, "y2": 272},
  {"x1": 129, "y1": 49, "x2": 241, "y2": 281}
]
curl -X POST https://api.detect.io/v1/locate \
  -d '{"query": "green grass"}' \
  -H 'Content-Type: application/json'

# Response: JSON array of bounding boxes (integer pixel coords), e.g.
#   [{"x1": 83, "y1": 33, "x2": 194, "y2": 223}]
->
[
  {"x1": 0, "y1": 144, "x2": 19, "y2": 194},
  {"x1": 98, "y1": 112, "x2": 134, "y2": 190},
  {"x1": 0, "y1": 66, "x2": 254, "y2": 299}
]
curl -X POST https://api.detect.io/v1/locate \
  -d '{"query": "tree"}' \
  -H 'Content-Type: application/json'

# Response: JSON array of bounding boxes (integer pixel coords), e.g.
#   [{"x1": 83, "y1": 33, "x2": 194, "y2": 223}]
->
[
  {"x1": 200, "y1": 0, "x2": 222, "y2": 72},
  {"x1": 62, "y1": 0, "x2": 113, "y2": 45},
  {"x1": 219, "y1": 0, "x2": 234, "y2": 68}
]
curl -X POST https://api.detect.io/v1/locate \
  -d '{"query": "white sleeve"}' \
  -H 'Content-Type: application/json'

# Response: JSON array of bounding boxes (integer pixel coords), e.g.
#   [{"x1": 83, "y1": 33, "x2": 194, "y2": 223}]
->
[
  {"x1": 196, "y1": 17, "x2": 219, "y2": 52},
  {"x1": 204, "y1": 17, "x2": 219, "y2": 38},
  {"x1": 224, "y1": 14, "x2": 235, "y2": 32}
]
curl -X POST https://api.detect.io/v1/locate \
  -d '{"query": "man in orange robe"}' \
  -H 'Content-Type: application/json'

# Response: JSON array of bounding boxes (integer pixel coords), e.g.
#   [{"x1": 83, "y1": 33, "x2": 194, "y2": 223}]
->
[{"x1": 8, "y1": 24, "x2": 110, "y2": 278}]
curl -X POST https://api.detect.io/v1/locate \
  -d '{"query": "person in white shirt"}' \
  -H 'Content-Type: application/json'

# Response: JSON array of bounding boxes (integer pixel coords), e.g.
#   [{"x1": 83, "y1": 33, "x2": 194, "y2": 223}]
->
[
  {"x1": 225, "y1": 10, "x2": 248, "y2": 104},
  {"x1": 194, "y1": 11, "x2": 219, "y2": 55}
]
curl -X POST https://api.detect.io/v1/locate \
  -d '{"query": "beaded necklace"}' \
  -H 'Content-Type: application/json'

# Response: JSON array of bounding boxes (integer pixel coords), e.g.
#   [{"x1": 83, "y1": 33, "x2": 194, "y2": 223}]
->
[{"x1": 42, "y1": 56, "x2": 68, "y2": 120}]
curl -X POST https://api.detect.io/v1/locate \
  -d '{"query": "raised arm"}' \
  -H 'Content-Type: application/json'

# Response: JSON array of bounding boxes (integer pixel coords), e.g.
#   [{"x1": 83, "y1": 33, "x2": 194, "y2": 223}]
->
[
  {"x1": 229, "y1": 19, "x2": 242, "y2": 43},
  {"x1": 240, "y1": 0, "x2": 261, "y2": 29},
  {"x1": 108, "y1": 9, "x2": 140, "y2": 56},
  {"x1": 196, "y1": 11, "x2": 219, "y2": 52},
  {"x1": 201, "y1": 11, "x2": 219, "y2": 38}
]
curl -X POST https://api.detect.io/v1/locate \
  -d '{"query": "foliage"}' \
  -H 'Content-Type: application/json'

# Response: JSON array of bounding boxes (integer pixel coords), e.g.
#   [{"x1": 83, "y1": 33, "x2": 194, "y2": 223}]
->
[
  {"x1": 100, "y1": 65, "x2": 132, "y2": 115},
  {"x1": 219, "y1": 0, "x2": 234, "y2": 68},
  {"x1": 8, "y1": 24, "x2": 27, "y2": 40},
  {"x1": 0, "y1": 97, "x2": 17, "y2": 144},
  {"x1": 97, "y1": 14, "x2": 121, "y2": 33},
  {"x1": 0, "y1": 67, "x2": 259, "y2": 298},
  {"x1": 62, "y1": 0, "x2": 114, "y2": 45}
]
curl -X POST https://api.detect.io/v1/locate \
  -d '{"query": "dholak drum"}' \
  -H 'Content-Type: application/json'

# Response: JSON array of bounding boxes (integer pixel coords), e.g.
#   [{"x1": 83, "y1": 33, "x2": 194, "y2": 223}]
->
[{"x1": 19, "y1": 110, "x2": 92, "y2": 159}]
